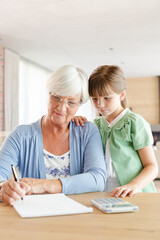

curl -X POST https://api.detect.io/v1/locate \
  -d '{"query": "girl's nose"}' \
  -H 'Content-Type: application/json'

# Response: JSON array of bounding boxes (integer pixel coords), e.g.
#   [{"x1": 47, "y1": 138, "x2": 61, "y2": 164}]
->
[{"x1": 98, "y1": 99, "x2": 105, "y2": 107}]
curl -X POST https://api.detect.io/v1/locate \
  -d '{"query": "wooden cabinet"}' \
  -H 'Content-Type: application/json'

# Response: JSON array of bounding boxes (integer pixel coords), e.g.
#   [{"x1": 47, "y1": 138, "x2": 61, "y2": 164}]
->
[{"x1": 126, "y1": 77, "x2": 159, "y2": 124}]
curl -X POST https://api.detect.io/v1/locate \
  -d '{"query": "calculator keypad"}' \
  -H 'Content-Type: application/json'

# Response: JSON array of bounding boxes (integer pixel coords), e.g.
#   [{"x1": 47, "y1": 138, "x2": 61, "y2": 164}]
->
[{"x1": 93, "y1": 198, "x2": 127, "y2": 206}]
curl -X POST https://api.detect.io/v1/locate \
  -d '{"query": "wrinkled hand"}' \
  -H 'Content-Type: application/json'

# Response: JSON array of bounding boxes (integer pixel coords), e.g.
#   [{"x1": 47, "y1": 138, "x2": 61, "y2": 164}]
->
[
  {"x1": 111, "y1": 184, "x2": 139, "y2": 198},
  {"x1": 20, "y1": 178, "x2": 62, "y2": 195},
  {"x1": 20, "y1": 178, "x2": 47, "y2": 195},
  {"x1": 72, "y1": 116, "x2": 88, "y2": 126},
  {"x1": 1, "y1": 179, "x2": 30, "y2": 206}
]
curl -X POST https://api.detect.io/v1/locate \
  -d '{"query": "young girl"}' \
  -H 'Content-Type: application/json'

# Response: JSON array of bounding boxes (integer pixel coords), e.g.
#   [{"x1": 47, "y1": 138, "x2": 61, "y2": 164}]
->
[{"x1": 73, "y1": 65, "x2": 158, "y2": 197}]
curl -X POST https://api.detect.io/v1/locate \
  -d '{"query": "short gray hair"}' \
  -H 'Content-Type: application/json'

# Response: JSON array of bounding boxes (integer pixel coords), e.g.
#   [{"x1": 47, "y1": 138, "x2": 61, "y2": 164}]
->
[{"x1": 46, "y1": 65, "x2": 89, "y2": 103}]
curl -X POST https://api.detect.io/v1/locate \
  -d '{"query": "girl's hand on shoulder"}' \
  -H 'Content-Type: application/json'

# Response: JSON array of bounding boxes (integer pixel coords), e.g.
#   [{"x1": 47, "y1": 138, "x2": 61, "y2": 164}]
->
[
  {"x1": 111, "y1": 184, "x2": 139, "y2": 198},
  {"x1": 72, "y1": 116, "x2": 88, "y2": 126}
]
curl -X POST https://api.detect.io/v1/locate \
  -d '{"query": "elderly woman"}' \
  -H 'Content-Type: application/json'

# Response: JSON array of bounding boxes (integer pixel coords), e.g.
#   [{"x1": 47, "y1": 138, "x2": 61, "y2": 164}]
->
[{"x1": 0, "y1": 65, "x2": 106, "y2": 205}]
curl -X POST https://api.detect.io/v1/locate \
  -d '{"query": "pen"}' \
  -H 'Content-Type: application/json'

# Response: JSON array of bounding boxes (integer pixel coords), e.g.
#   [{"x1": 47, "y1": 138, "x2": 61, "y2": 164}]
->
[{"x1": 11, "y1": 164, "x2": 23, "y2": 201}]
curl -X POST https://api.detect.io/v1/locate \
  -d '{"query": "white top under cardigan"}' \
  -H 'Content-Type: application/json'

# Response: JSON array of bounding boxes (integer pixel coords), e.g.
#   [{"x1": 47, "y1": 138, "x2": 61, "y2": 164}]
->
[{"x1": 44, "y1": 149, "x2": 70, "y2": 179}]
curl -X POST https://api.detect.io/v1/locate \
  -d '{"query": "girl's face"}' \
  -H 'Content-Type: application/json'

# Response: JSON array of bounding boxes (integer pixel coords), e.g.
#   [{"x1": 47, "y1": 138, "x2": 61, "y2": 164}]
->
[{"x1": 91, "y1": 86, "x2": 126, "y2": 122}]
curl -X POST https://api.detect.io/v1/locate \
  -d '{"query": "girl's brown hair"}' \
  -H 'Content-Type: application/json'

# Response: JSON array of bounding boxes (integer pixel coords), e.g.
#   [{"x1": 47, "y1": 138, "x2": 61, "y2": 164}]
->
[{"x1": 88, "y1": 65, "x2": 128, "y2": 108}]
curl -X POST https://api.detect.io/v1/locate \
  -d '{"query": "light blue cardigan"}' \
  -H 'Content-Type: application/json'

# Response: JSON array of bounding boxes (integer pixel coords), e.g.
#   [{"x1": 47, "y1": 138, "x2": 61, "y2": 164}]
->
[{"x1": 0, "y1": 119, "x2": 107, "y2": 194}]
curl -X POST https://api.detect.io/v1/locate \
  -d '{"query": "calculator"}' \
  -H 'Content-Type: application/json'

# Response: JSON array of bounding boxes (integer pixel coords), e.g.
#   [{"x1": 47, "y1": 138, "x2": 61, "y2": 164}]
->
[{"x1": 91, "y1": 198, "x2": 139, "y2": 213}]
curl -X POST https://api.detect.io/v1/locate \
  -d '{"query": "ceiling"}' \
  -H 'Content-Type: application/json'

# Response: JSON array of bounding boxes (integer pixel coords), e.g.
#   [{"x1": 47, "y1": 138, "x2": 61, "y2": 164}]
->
[{"x1": 0, "y1": 0, "x2": 160, "y2": 78}]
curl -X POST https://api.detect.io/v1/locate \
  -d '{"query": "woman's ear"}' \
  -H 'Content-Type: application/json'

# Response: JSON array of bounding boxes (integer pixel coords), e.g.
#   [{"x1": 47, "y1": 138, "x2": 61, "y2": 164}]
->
[{"x1": 120, "y1": 90, "x2": 126, "y2": 101}]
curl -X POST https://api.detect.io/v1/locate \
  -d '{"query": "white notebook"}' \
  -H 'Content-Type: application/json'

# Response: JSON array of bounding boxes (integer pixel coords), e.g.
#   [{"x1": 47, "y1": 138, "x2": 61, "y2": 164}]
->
[{"x1": 13, "y1": 193, "x2": 93, "y2": 218}]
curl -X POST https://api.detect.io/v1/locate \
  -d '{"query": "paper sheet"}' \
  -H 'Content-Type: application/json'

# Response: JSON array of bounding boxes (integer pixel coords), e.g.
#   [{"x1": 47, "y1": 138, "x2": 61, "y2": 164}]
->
[{"x1": 13, "y1": 193, "x2": 93, "y2": 218}]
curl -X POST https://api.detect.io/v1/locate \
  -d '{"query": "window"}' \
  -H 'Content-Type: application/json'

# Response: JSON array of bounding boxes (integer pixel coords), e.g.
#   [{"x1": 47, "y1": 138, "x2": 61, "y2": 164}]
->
[{"x1": 19, "y1": 59, "x2": 51, "y2": 124}]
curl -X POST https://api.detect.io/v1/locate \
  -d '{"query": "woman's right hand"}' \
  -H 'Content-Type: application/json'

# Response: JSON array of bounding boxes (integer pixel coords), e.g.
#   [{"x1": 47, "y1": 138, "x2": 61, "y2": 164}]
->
[
  {"x1": 72, "y1": 116, "x2": 88, "y2": 126},
  {"x1": 0, "y1": 179, "x2": 30, "y2": 206}
]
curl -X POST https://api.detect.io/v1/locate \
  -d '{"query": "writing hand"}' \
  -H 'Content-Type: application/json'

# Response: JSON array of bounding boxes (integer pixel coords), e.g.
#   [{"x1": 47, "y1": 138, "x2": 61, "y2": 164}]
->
[{"x1": 1, "y1": 179, "x2": 30, "y2": 205}]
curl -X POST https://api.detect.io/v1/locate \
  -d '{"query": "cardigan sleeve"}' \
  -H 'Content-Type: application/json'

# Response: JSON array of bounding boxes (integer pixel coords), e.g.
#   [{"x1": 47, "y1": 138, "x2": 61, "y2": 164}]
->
[
  {"x1": 0, "y1": 127, "x2": 21, "y2": 181},
  {"x1": 60, "y1": 122, "x2": 107, "y2": 194},
  {"x1": 0, "y1": 119, "x2": 46, "y2": 181}
]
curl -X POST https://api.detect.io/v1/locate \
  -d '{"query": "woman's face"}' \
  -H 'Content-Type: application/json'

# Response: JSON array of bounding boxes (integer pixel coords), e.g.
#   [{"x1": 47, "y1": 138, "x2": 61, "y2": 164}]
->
[{"x1": 47, "y1": 92, "x2": 81, "y2": 126}]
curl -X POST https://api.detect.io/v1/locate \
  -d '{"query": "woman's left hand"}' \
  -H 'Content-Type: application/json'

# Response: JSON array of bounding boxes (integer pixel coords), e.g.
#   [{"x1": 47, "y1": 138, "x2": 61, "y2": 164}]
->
[
  {"x1": 111, "y1": 184, "x2": 139, "y2": 198},
  {"x1": 20, "y1": 178, "x2": 62, "y2": 195}
]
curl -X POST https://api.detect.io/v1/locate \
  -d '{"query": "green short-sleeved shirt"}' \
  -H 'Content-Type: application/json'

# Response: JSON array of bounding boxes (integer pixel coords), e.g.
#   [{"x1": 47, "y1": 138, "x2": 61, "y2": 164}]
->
[{"x1": 94, "y1": 109, "x2": 156, "y2": 193}]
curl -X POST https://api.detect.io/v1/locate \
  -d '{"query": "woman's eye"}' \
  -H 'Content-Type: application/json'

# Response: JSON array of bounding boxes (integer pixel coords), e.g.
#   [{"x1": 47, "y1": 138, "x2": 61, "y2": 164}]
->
[
  {"x1": 68, "y1": 101, "x2": 75, "y2": 105},
  {"x1": 52, "y1": 96, "x2": 61, "y2": 101}
]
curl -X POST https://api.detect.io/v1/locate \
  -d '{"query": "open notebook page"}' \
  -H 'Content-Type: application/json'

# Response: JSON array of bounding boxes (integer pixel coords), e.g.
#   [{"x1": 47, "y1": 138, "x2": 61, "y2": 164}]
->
[{"x1": 13, "y1": 193, "x2": 93, "y2": 218}]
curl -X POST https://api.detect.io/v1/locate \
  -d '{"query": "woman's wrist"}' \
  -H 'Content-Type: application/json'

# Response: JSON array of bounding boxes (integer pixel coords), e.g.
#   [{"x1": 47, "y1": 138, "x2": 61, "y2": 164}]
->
[{"x1": 45, "y1": 179, "x2": 62, "y2": 194}]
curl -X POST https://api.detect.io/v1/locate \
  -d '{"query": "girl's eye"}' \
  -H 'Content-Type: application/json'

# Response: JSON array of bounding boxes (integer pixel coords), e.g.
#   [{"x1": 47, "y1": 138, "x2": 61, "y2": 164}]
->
[
  {"x1": 104, "y1": 97, "x2": 110, "y2": 100},
  {"x1": 92, "y1": 98, "x2": 98, "y2": 102}
]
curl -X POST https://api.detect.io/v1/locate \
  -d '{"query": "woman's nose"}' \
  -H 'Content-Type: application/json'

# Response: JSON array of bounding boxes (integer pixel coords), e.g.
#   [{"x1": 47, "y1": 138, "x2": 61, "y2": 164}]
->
[{"x1": 57, "y1": 101, "x2": 67, "y2": 110}]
